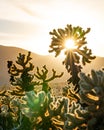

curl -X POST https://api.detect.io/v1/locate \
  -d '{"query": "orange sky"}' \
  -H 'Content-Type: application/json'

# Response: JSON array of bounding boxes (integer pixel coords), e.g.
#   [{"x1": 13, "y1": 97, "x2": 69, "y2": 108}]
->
[{"x1": 0, "y1": 0, "x2": 104, "y2": 56}]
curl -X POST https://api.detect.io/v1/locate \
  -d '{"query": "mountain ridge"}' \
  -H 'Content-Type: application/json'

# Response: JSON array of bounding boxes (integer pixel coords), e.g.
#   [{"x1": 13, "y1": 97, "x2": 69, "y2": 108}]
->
[{"x1": 0, "y1": 45, "x2": 104, "y2": 87}]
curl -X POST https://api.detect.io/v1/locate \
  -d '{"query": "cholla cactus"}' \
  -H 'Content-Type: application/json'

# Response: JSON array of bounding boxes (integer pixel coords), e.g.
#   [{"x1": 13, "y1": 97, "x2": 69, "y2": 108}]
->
[
  {"x1": 49, "y1": 24, "x2": 96, "y2": 86},
  {"x1": 60, "y1": 65, "x2": 104, "y2": 129},
  {"x1": 20, "y1": 90, "x2": 69, "y2": 130},
  {"x1": 7, "y1": 52, "x2": 39, "y2": 95},
  {"x1": 34, "y1": 65, "x2": 63, "y2": 93},
  {"x1": 79, "y1": 69, "x2": 104, "y2": 129},
  {"x1": 62, "y1": 84, "x2": 79, "y2": 103},
  {"x1": 0, "y1": 90, "x2": 20, "y2": 130},
  {"x1": 64, "y1": 101, "x2": 89, "y2": 130}
]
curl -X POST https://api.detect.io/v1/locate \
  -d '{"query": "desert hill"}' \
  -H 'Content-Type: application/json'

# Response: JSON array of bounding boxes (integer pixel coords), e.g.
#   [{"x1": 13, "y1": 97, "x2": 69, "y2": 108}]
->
[{"x1": 0, "y1": 45, "x2": 104, "y2": 87}]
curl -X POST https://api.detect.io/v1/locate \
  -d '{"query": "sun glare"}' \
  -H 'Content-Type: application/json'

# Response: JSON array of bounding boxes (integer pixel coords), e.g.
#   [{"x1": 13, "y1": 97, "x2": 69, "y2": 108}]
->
[
  {"x1": 65, "y1": 39, "x2": 76, "y2": 50},
  {"x1": 22, "y1": 36, "x2": 51, "y2": 56}
]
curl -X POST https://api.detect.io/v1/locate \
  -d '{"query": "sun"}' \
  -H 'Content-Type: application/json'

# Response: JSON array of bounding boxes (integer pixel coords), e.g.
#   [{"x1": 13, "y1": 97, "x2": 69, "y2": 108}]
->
[{"x1": 65, "y1": 39, "x2": 76, "y2": 50}]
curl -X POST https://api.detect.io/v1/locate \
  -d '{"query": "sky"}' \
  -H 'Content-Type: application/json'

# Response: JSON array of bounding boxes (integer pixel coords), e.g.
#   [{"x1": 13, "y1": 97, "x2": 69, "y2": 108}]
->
[{"x1": 0, "y1": 0, "x2": 104, "y2": 56}]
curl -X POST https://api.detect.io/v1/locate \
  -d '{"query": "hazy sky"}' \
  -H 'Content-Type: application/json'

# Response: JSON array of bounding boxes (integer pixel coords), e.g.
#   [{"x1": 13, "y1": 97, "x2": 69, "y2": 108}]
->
[{"x1": 0, "y1": 0, "x2": 104, "y2": 56}]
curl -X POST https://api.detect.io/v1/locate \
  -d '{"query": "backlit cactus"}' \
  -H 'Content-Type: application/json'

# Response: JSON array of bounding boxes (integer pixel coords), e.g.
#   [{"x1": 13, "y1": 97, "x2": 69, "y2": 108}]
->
[
  {"x1": 20, "y1": 90, "x2": 70, "y2": 130},
  {"x1": 64, "y1": 101, "x2": 89, "y2": 130},
  {"x1": 79, "y1": 69, "x2": 104, "y2": 129},
  {"x1": 34, "y1": 65, "x2": 63, "y2": 93},
  {"x1": 49, "y1": 24, "x2": 96, "y2": 86},
  {"x1": 7, "y1": 52, "x2": 39, "y2": 95}
]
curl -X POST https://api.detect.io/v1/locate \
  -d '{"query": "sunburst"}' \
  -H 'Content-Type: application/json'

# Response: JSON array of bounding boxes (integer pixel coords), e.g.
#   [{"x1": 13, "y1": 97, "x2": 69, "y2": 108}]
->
[
  {"x1": 49, "y1": 24, "x2": 96, "y2": 85},
  {"x1": 65, "y1": 39, "x2": 76, "y2": 50}
]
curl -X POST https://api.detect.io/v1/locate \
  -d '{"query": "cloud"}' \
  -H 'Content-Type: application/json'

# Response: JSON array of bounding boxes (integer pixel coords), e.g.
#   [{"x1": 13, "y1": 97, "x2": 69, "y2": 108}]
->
[{"x1": 0, "y1": 19, "x2": 39, "y2": 35}]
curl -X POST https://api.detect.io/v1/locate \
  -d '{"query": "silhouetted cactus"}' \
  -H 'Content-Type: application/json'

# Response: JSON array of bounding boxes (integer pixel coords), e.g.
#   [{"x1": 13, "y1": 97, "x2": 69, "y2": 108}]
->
[
  {"x1": 7, "y1": 52, "x2": 39, "y2": 95},
  {"x1": 34, "y1": 65, "x2": 63, "y2": 93},
  {"x1": 49, "y1": 24, "x2": 96, "y2": 87}
]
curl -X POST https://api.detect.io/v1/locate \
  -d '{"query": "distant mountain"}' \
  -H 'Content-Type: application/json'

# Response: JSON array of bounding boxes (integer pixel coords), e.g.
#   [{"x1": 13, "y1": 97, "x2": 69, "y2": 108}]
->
[{"x1": 0, "y1": 45, "x2": 104, "y2": 87}]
